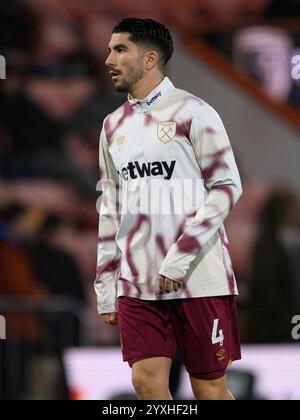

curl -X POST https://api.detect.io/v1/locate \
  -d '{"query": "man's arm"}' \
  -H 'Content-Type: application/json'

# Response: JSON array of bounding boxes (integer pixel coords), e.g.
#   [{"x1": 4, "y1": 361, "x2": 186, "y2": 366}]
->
[
  {"x1": 159, "y1": 104, "x2": 242, "y2": 284},
  {"x1": 94, "y1": 120, "x2": 121, "y2": 320}
]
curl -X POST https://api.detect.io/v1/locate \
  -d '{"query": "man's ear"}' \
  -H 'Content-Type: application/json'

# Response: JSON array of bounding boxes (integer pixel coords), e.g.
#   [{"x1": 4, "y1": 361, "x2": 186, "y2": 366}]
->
[{"x1": 145, "y1": 51, "x2": 159, "y2": 71}]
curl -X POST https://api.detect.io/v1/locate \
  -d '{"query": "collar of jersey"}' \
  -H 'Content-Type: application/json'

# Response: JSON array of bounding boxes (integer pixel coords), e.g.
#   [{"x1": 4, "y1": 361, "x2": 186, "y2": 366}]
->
[{"x1": 127, "y1": 77, "x2": 174, "y2": 112}]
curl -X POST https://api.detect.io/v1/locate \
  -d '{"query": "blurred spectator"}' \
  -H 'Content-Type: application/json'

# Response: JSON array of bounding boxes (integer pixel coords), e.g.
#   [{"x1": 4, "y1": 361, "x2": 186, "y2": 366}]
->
[
  {"x1": 0, "y1": 203, "x2": 47, "y2": 341},
  {"x1": 33, "y1": 18, "x2": 82, "y2": 62},
  {"x1": 24, "y1": 214, "x2": 87, "y2": 399},
  {"x1": 248, "y1": 189, "x2": 300, "y2": 343},
  {"x1": 32, "y1": 214, "x2": 85, "y2": 303},
  {"x1": 0, "y1": 60, "x2": 63, "y2": 173},
  {"x1": 233, "y1": 26, "x2": 300, "y2": 111},
  {"x1": 0, "y1": 203, "x2": 47, "y2": 400},
  {"x1": 25, "y1": 54, "x2": 97, "y2": 122},
  {"x1": 0, "y1": 54, "x2": 99, "y2": 177},
  {"x1": 234, "y1": 27, "x2": 293, "y2": 102},
  {"x1": 20, "y1": 68, "x2": 122, "y2": 198}
]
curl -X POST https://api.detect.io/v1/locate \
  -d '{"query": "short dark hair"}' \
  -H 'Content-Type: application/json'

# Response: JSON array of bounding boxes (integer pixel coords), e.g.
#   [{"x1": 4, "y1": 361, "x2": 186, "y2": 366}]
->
[{"x1": 112, "y1": 18, "x2": 174, "y2": 69}]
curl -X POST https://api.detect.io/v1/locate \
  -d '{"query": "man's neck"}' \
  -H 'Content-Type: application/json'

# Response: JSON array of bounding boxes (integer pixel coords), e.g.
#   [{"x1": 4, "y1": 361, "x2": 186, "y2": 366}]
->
[{"x1": 129, "y1": 74, "x2": 165, "y2": 100}]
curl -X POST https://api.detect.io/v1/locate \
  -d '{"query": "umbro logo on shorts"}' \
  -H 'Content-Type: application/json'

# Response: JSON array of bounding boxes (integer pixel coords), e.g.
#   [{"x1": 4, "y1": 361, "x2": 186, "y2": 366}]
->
[
  {"x1": 118, "y1": 160, "x2": 176, "y2": 181},
  {"x1": 216, "y1": 349, "x2": 226, "y2": 362}
]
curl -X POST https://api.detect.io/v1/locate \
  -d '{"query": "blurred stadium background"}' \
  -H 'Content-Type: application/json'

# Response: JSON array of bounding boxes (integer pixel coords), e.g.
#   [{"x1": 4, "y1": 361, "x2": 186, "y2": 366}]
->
[{"x1": 0, "y1": 0, "x2": 300, "y2": 400}]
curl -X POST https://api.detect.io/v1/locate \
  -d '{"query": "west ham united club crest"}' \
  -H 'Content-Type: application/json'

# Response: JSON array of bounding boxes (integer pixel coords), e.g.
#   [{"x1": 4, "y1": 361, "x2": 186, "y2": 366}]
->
[{"x1": 157, "y1": 121, "x2": 176, "y2": 144}]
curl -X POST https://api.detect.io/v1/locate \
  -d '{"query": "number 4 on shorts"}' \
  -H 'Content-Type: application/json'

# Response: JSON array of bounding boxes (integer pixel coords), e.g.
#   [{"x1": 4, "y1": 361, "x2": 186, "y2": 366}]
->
[{"x1": 212, "y1": 318, "x2": 224, "y2": 346}]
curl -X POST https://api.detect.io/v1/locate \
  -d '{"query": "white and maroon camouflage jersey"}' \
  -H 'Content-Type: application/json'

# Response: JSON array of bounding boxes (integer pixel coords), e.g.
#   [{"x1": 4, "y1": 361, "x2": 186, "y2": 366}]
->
[{"x1": 95, "y1": 77, "x2": 242, "y2": 314}]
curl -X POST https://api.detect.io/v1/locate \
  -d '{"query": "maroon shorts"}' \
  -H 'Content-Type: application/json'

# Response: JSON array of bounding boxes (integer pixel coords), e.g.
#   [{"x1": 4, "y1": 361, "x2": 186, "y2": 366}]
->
[{"x1": 117, "y1": 295, "x2": 241, "y2": 380}]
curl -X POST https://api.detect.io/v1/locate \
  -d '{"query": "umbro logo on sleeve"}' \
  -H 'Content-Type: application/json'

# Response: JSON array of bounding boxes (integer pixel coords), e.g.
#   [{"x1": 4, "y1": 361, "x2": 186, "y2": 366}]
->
[{"x1": 118, "y1": 161, "x2": 176, "y2": 181}]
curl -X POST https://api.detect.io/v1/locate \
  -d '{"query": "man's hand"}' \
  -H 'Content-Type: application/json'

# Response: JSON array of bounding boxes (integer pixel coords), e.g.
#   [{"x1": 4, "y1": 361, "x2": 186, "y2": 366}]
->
[
  {"x1": 100, "y1": 312, "x2": 118, "y2": 326},
  {"x1": 157, "y1": 274, "x2": 182, "y2": 294}
]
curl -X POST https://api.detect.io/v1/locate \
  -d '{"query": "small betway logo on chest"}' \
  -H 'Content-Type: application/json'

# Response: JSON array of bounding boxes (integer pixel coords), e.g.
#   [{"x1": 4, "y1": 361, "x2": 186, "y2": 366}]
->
[
  {"x1": 147, "y1": 91, "x2": 161, "y2": 106},
  {"x1": 118, "y1": 161, "x2": 176, "y2": 181}
]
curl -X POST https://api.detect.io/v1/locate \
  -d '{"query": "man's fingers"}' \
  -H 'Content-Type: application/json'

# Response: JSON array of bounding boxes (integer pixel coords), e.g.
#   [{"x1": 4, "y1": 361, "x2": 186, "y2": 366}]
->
[
  {"x1": 167, "y1": 279, "x2": 181, "y2": 293},
  {"x1": 101, "y1": 312, "x2": 118, "y2": 326},
  {"x1": 157, "y1": 275, "x2": 182, "y2": 294},
  {"x1": 109, "y1": 314, "x2": 118, "y2": 326},
  {"x1": 164, "y1": 278, "x2": 173, "y2": 293},
  {"x1": 159, "y1": 277, "x2": 172, "y2": 293},
  {"x1": 100, "y1": 314, "x2": 109, "y2": 323},
  {"x1": 174, "y1": 281, "x2": 182, "y2": 292},
  {"x1": 173, "y1": 281, "x2": 179, "y2": 292},
  {"x1": 159, "y1": 275, "x2": 165, "y2": 293}
]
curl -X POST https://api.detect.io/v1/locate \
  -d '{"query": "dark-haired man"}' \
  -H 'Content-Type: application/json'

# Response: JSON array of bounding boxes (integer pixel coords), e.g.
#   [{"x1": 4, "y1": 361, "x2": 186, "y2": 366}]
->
[{"x1": 95, "y1": 18, "x2": 243, "y2": 400}]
